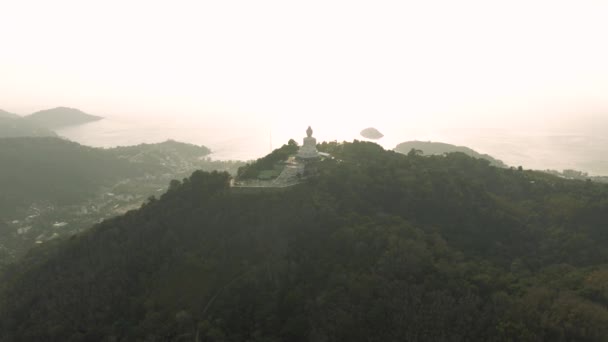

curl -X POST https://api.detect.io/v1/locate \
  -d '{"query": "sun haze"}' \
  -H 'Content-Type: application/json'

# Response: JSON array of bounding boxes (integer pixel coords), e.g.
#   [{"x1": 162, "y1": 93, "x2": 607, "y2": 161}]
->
[{"x1": 2, "y1": 0, "x2": 608, "y2": 127}]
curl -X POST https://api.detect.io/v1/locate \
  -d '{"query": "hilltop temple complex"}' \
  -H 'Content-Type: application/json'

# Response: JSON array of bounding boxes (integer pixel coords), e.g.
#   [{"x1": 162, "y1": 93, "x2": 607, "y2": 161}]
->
[{"x1": 232, "y1": 126, "x2": 324, "y2": 190}]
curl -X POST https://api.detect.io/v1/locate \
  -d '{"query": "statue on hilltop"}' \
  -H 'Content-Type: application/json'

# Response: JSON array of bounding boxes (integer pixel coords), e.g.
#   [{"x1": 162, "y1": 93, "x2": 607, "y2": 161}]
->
[{"x1": 297, "y1": 126, "x2": 320, "y2": 160}]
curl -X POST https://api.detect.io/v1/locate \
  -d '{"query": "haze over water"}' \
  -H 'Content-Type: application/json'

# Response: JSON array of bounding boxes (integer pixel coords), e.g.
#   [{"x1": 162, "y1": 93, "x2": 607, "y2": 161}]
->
[{"x1": 55, "y1": 114, "x2": 608, "y2": 176}]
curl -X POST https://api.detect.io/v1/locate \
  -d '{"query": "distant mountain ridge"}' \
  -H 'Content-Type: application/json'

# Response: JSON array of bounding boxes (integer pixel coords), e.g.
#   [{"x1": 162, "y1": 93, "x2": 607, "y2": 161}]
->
[
  {"x1": 0, "y1": 109, "x2": 19, "y2": 119},
  {"x1": 24, "y1": 107, "x2": 102, "y2": 129},
  {"x1": 395, "y1": 140, "x2": 507, "y2": 168},
  {"x1": 0, "y1": 115, "x2": 57, "y2": 138},
  {"x1": 0, "y1": 106, "x2": 102, "y2": 137}
]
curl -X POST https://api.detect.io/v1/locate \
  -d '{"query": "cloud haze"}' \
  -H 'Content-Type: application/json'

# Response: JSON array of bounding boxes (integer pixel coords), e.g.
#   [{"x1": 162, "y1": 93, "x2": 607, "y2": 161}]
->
[{"x1": 1, "y1": 0, "x2": 608, "y2": 130}]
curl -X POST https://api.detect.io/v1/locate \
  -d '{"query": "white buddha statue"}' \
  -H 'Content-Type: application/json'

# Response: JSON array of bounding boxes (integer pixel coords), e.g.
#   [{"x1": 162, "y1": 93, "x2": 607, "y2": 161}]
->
[{"x1": 297, "y1": 126, "x2": 320, "y2": 160}]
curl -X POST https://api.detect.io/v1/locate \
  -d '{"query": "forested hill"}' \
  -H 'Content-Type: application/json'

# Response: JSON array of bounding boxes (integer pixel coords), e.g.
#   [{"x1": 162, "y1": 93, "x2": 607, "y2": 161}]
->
[
  {"x1": 0, "y1": 110, "x2": 19, "y2": 119},
  {"x1": 108, "y1": 139, "x2": 211, "y2": 163},
  {"x1": 0, "y1": 117, "x2": 57, "y2": 138},
  {"x1": 395, "y1": 140, "x2": 507, "y2": 167},
  {"x1": 0, "y1": 137, "x2": 142, "y2": 216},
  {"x1": 0, "y1": 137, "x2": 214, "y2": 218},
  {"x1": 2, "y1": 141, "x2": 608, "y2": 341},
  {"x1": 0, "y1": 107, "x2": 102, "y2": 137}
]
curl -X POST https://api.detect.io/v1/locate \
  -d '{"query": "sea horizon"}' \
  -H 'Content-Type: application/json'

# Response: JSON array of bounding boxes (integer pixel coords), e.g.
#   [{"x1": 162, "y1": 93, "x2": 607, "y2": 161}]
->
[{"x1": 54, "y1": 115, "x2": 608, "y2": 176}]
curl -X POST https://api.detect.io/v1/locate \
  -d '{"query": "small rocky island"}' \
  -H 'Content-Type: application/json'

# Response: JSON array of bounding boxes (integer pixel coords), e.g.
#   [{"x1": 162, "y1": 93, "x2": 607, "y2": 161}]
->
[{"x1": 360, "y1": 127, "x2": 384, "y2": 140}]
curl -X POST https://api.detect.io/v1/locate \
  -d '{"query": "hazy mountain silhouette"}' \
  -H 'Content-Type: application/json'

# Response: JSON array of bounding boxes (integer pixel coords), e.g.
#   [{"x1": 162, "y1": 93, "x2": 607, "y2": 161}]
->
[
  {"x1": 24, "y1": 107, "x2": 102, "y2": 129},
  {"x1": 395, "y1": 140, "x2": 507, "y2": 168},
  {"x1": 0, "y1": 109, "x2": 19, "y2": 119},
  {"x1": 0, "y1": 116, "x2": 57, "y2": 138}
]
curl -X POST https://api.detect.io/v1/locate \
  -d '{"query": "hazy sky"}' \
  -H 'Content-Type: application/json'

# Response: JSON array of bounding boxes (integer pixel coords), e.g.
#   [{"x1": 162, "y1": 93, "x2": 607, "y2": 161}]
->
[{"x1": 2, "y1": 0, "x2": 608, "y2": 129}]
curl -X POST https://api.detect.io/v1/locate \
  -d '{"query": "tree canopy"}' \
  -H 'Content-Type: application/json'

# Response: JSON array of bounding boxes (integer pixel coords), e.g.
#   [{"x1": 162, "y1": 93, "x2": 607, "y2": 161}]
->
[
  {"x1": 237, "y1": 139, "x2": 299, "y2": 180},
  {"x1": 395, "y1": 140, "x2": 507, "y2": 167},
  {"x1": 1, "y1": 141, "x2": 608, "y2": 341},
  {"x1": 0, "y1": 137, "x2": 223, "y2": 217}
]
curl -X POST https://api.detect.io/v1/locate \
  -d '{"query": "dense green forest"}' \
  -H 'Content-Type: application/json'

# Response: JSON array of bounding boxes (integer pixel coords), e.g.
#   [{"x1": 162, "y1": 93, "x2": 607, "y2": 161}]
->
[
  {"x1": 237, "y1": 139, "x2": 299, "y2": 180},
  {"x1": 0, "y1": 137, "x2": 220, "y2": 217},
  {"x1": 1, "y1": 141, "x2": 608, "y2": 341},
  {"x1": 395, "y1": 140, "x2": 507, "y2": 167},
  {"x1": 0, "y1": 137, "x2": 242, "y2": 267},
  {"x1": 0, "y1": 137, "x2": 144, "y2": 217}
]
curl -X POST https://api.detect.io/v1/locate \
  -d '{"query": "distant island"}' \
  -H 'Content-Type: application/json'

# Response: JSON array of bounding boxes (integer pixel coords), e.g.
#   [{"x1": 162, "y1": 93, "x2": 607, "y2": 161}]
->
[
  {"x1": 395, "y1": 140, "x2": 507, "y2": 168},
  {"x1": 24, "y1": 107, "x2": 103, "y2": 129},
  {"x1": 360, "y1": 127, "x2": 384, "y2": 140}
]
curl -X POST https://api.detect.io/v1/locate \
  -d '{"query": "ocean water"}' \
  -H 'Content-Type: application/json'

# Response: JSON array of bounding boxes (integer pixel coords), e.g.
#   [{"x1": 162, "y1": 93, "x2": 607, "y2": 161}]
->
[{"x1": 55, "y1": 116, "x2": 608, "y2": 176}]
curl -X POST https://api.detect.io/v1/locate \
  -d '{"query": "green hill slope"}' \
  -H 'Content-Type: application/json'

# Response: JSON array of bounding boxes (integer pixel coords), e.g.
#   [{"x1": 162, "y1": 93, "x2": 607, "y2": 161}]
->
[
  {"x1": 1, "y1": 141, "x2": 608, "y2": 341},
  {"x1": 0, "y1": 137, "x2": 143, "y2": 216},
  {"x1": 0, "y1": 110, "x2": 19, "y2": 119},
  {"x1": 0, "y1": 137, "x2": 225, "y2": 218},
  {"x1": 0, "y1": 137, "x2": 241, "y2": 269},
  {"x1": 395, "y1": 140, "x2": 507, "y2": 167},
  {"x1": 0, "y1": 117, "x2": 57, "y2": 138}
]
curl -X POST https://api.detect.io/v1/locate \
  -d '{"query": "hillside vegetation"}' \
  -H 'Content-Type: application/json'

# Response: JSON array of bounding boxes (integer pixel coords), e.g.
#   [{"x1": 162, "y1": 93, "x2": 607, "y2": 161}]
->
[
  {"x1": 1, "y1": 141, "x2": 608, "y2": 341},
  {"x1": 395, "y1": 140, "x2": 507, "y2": 167},
  {"x1": 0, "y1": 137, "x2": 242, "y2": 269},
  {"x1": 236, "y1": 139, "x2": 299, "y2": 180},
  {"x1": 0, "y1": 117, "x2": 57, "y2": 138},
  {"x1": 0, "y1": 138, "x2": 219, "y2": 216},
  {"x1": 0, "y1": 110, "x2": 19, "y2": 119},
  {"x1": 0, "y1": 137, "x2": 142, "y2": 217}
]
